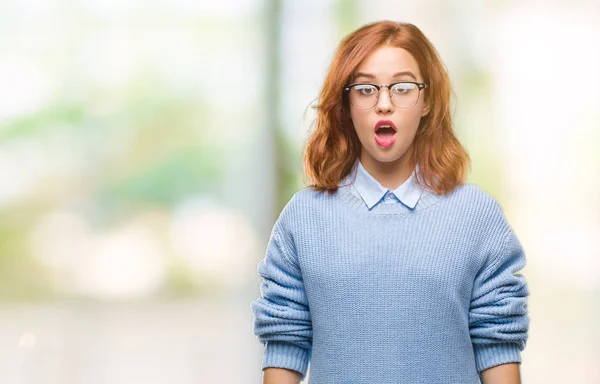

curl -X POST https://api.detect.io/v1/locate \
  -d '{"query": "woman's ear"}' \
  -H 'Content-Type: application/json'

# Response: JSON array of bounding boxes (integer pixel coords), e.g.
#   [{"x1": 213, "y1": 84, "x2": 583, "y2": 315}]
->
[{"x1": 421, "y1": 99, "x2": 431, "y2": 117}]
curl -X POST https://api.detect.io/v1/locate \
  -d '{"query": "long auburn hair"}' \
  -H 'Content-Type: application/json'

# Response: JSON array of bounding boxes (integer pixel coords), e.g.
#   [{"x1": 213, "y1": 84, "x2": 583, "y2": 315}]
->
[{"x1": 303, "y1": 21, "x2": 470, "y2": 195}]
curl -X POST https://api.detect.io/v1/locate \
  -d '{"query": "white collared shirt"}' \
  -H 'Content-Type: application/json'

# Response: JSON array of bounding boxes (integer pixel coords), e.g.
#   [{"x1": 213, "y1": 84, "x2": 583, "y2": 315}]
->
[{"x1": 343, "y1": 159, "x2": 424, "y2": 210}]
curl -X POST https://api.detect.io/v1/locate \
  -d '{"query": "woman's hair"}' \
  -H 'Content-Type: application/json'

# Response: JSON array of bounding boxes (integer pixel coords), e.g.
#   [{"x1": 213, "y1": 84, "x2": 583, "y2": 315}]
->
[{"x1": 303, "y1": 20, "x2": 470, "y2": 195}]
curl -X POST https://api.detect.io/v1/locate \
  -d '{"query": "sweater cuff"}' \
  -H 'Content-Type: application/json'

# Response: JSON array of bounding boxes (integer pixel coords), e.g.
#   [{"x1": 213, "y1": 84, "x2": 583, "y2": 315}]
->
[
  {"x1": 473, "y1": 342, "x2": 522, "y2": 373},
  {"x1": 262, "y1": 341, "x2": 310, "y2": 378}
]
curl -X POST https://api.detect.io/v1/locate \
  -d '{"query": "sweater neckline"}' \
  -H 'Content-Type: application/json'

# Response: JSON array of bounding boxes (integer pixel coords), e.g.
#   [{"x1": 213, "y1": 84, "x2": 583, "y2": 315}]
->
[{"x1": 335, "y1": 184, "x2": 443, "y2": 216}]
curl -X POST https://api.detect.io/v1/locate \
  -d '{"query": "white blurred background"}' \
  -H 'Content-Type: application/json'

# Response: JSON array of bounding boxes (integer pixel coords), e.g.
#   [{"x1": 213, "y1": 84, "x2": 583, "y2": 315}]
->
[{"x1": 0, "y1": 0, "x2": 598, "y2": 383}]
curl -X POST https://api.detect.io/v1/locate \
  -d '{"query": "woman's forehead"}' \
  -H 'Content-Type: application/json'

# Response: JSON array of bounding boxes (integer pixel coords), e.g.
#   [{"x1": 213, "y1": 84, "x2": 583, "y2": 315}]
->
[{"x1": 353, "y1": 46, "x2": 422, "y2": 80}]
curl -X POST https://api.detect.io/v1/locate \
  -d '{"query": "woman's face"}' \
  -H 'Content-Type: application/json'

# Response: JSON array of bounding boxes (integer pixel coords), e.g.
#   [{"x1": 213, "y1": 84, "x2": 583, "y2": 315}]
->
[{"x1": 348, "y1": 45, "x2": 429, "y2": 170}]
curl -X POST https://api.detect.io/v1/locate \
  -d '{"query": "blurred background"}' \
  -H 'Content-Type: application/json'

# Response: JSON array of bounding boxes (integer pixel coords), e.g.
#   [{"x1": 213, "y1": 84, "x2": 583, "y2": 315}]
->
[{"x1": 0, "y1": 0, "x2": 598, "y2": 383}]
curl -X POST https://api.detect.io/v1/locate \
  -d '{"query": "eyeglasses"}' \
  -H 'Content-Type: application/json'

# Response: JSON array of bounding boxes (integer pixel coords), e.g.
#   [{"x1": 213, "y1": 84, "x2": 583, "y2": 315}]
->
[{"x1": 343, "y1": 81, "x2": 428, "y2": 110}]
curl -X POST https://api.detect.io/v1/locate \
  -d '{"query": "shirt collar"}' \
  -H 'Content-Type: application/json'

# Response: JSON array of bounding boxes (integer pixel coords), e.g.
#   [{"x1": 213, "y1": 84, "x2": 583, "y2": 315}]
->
[{"x1": 350, "y1": 160, "x2": 424, "y2": 210}]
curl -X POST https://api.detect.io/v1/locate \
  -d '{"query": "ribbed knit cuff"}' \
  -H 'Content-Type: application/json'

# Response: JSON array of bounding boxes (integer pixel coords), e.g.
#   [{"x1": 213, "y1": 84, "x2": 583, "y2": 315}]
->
[
  {"x1": 262, "y1": 341, "x2": 310, "y2": 378},
  {"x1": 473, "y1": 342, "x2": 522, "y2": 373}
]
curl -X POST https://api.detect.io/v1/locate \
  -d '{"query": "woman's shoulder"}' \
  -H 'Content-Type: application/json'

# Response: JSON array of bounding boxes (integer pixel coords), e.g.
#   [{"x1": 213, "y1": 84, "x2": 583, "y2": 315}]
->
[
  {"x1": 451, "y1": 182, "x2": 499, "y2": 200},
  {"x1": 446, "y1": 182, "x2": 506, "y2": 218},
  {"x1": 275, "y1": 186, "x2": 335, "y2": 228},
  {"x1": 281, "y1": 186, "x2": 332, "y2": 213},
  {"x1": 291, "y1": 185, "x2": 334, "y2": 202}
]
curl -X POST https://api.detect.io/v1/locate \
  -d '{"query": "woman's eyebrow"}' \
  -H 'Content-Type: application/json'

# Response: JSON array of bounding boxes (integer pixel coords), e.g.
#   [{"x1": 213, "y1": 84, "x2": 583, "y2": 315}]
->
[{"x1": 353, "y1": 71, "x2": 418, "y2": 81}]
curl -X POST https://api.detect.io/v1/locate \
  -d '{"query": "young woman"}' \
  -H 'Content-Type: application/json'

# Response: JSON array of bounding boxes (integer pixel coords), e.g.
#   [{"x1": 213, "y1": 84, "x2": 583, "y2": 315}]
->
[{"x1": 250, "y1": 20, "x2": 529, "y2": 384}]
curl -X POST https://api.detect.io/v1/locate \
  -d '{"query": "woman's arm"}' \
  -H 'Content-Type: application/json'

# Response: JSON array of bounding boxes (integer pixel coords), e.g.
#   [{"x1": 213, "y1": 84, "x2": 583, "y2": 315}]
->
[
  {"x1": 263, "y1": 367, "x2": 303, "y2": 384},
  {"x1": 469, "y1": 209, "x2": 530, "y2": 376},
  {"x1": 250, "y1": 220, "x2": 313, "y2": 380},
  {"x1": 480, "y1": 362, "x2": 521, "y2": 384}
]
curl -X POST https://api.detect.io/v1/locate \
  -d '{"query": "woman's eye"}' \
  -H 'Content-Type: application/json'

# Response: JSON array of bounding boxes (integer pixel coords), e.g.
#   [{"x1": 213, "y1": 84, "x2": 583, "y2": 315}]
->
[
  {"x1": 357, "y1": 86, "x2": 376, "y2": 95},
  {"x1": 391, "y1": 83, "x2": 414, "y2": 94}
]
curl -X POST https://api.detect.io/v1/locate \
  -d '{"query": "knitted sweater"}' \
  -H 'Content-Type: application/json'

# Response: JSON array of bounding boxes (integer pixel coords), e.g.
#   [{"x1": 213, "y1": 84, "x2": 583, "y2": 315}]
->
[{"x1": 250, "y1": 162, "x2": 530, "y2": 384}]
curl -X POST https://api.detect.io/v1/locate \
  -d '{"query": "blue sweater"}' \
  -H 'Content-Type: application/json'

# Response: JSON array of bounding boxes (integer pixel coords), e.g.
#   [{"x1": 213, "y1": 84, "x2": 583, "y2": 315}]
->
[{"x1": 250, "y1": 161, "x2": 530, "y2": 383}]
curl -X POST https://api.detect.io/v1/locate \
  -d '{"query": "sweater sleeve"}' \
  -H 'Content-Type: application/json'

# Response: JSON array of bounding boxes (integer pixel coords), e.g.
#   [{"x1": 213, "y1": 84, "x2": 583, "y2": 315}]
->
[
  {"x1": 469, "y1": 224, "x2": 530, "y2": 374},
  {"x1": 250, "y1": 221, "x2": 313, "y2": 379}
]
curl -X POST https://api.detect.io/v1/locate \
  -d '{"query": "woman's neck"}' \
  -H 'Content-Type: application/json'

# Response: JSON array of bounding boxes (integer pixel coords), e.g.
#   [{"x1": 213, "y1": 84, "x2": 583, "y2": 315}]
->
[{"x1": 359, "y1": 152, "x2": 415, "y2": 190}]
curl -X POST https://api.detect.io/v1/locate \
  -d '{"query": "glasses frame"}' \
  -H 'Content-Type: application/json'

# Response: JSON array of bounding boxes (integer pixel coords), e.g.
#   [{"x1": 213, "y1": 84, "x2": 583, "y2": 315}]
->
[{"x1": 343, "y1": 81, "x2": 428, "y2": 110}]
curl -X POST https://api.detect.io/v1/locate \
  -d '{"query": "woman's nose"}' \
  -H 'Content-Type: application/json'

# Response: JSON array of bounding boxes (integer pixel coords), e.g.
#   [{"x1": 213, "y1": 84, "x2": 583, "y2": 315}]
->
[{"x1": 375, "y1": 88, "x2": 393, "y2": 113}]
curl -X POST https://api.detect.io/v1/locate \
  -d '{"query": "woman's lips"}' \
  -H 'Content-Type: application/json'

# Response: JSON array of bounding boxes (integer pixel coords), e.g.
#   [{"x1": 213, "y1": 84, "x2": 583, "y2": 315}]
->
[{"x1": 374, "y1": 120, "x2": 396, "y2": 148}]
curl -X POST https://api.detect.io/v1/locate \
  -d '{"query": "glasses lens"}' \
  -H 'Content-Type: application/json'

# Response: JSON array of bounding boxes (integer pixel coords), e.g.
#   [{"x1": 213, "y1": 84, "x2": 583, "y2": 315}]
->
[
  {"x1": 349, "y1": 84, "x2": 378, "y2": 109},
  {"x1": 390, "y1": 83, "x2": 419, "y2": 108}
]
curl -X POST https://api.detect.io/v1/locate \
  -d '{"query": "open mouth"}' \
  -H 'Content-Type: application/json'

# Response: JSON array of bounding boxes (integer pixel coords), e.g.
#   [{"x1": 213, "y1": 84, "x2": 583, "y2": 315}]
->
[
  {"x1": 374, "y1": 121, "x2": 396, "y2": 147},
  {"x1": 376, "y1": 126, "x2": 396, "y2": 136}
]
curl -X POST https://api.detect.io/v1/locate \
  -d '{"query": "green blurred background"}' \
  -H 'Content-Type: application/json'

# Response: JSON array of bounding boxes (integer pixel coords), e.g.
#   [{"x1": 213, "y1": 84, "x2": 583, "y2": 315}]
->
[{"x1": 0, "y1": 0, "x2": 598, "y2": 383}]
